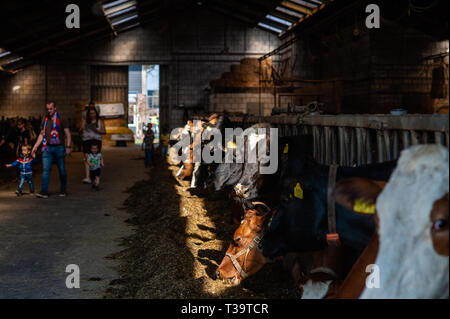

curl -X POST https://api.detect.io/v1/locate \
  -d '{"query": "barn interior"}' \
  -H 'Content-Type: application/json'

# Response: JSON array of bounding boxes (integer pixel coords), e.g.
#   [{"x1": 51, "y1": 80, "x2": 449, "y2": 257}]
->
[{"x1": 0, "y1": 0, "x2": 448, "y2": 300}]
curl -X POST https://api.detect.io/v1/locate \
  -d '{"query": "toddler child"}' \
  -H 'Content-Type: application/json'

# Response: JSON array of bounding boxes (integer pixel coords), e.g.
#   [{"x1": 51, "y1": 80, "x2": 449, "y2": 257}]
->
[
  {"x1": 85, "y1": 143, "x2": 104, "y2": 191},
  {"x1": 5, "y1": 145, "x2": 37, "y2": 196}
]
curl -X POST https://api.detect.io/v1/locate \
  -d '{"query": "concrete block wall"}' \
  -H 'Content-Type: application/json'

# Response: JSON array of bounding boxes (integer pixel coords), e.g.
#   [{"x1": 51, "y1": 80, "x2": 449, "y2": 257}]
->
[
  {"x1": 0, "y1": 64, "x2": 90, "y2": 121},
  {"x1": 0, "y1": 65, "x2": 46, "y2": 118},
  {"x1": 210, "y1": 92, "x2": 275, "y2": 116},
  {"x1": 46, "y1": 64, "x2": 90, "y2": 119}
]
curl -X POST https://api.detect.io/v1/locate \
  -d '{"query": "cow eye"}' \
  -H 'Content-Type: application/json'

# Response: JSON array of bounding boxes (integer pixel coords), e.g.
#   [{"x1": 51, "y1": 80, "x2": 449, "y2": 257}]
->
[
  {"x1": 234, "y1": 237, "x2": 241, "y2": 245},
  {"x1": 433, "y1": 219, "x2": 448, "y2": 230}
]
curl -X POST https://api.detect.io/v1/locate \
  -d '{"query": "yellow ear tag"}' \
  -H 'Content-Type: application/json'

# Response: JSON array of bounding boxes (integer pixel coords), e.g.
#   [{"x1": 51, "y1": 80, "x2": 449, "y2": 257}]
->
[
  {"x1": 267, "y1": 216, "x2": 274, "y2": 228},
  {"x1": 283, "y1": 144, "x2": 289, "y2": 154},
  {"x1": 353, "y1": 198, "x2": 376, "y2": 214},
  {"x1": 294, "y1": 182, "x2": 303, "y2": 199}
]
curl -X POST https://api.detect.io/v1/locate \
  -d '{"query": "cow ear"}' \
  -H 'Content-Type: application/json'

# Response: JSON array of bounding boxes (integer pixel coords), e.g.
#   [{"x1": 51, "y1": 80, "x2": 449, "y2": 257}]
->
[
  {"x1": 252, "y1": 202, "x2": 271, "y2": 217},
  {"x1": 333, "y1": 178, "x2": 386, "y2": 215}
]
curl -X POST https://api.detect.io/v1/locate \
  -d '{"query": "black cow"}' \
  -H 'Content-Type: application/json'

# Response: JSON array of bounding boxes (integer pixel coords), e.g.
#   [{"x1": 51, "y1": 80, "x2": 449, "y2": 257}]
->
[
  {"x1": 204, "y1": 122, "x2": 274, "y2": 194},
  {"x1": 191, "y1": 114, "x2": 234, "y2": 189},
  {"x1": 233, "y1": 129, "x2": 314, "y2": 210},
  {"x1": 261, "y1": 158, "x2": 398, "y2": 258}
]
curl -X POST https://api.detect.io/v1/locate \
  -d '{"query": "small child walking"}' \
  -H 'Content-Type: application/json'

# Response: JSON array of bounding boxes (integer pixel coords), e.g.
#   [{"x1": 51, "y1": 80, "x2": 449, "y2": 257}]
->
[
  {"x1": 86, "y1": 143, "x2": 104, "y2": 191},
  {"x1": 5, "y1": 145, "x2": 37, "y2": 196}
]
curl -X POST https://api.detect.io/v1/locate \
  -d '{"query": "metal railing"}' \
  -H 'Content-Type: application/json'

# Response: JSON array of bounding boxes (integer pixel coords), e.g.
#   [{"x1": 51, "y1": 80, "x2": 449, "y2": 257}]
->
[{"x1": 229, "y1": 114, "x2": 449, "y2": 166}]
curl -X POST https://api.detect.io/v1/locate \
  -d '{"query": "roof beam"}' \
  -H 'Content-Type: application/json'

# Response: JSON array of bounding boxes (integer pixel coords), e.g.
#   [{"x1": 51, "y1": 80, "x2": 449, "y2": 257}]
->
[
  {"x1": 6, "y1": 20, "x2": 107, "y2": 56},
  {"x1": 280, "y1": 0, "x2": 312, "y2": 16},
  {"x1": 203, "y1": 3, "x2": 256, "y2": 26},
  {"x1": 27, "y1": 26, "x2": 110, "y2": 59},
  {"x1": 269, "y1": 10, "x2": 299, "y2": 23},
  {"x1": 208, "y1": 0, "x2": 266, "y2": 20}
]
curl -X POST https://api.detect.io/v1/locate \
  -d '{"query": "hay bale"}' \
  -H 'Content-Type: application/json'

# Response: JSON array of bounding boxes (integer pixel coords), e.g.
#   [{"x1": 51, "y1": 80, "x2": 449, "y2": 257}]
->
[
  {"x1": 230, "y1": 64, "x2": 258, "y2": 74},
  {"x1": 240, "y1": 58, "x2": 260, "y2": 68}
]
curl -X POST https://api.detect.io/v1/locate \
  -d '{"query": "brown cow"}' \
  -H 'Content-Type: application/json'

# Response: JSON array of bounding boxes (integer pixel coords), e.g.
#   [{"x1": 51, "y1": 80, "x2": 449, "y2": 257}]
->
[
  {"x1": 216, "y1": 202, "x2": 354, "y2": 298},
  {"x1": 176, "y1": 120, "x2": 205, "y2": 181},
  {"x1": 216, "y1": 203, "x2": 272, "y2": 285},
  {"x1": 331, "y1": 144, "x2": 449, "y2": 299}
]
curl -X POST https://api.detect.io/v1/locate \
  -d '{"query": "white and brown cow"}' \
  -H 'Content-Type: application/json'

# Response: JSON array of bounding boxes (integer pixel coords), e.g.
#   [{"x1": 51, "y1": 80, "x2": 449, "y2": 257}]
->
[{"x1": 333, "y1": 144, "x2": 449, "y2": 299}]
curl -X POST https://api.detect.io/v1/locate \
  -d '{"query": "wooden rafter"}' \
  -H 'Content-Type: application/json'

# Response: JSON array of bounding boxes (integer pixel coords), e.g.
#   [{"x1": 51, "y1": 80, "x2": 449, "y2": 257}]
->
[{"x1": 280, "y1": 0, "x2": 312, "y2": 16}]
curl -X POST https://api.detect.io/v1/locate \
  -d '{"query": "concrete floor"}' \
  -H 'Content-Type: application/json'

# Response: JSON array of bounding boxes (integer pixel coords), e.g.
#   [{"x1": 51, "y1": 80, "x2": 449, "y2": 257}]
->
[{"x1": 0, "y1": 145, "x2": 144, "y2": 298}]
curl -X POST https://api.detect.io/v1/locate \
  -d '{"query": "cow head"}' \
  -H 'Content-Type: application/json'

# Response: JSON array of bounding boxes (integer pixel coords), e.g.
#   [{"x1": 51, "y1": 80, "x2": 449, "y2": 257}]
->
[
  {"x1": 232, "y1": 124, "x2": 278, "y2": 204},
  {"x1": 216, "y1": 203, "x2": 272, "y2": 285},
  {"x1": 334, "y1": 144, "x2": 449, "y2": 299}
]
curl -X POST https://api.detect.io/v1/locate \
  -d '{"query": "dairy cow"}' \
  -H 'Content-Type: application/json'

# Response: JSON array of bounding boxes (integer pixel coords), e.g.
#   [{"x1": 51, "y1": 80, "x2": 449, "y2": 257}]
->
[{"x1": 332, "y1": 144, "x2": 449, "y2": 299}]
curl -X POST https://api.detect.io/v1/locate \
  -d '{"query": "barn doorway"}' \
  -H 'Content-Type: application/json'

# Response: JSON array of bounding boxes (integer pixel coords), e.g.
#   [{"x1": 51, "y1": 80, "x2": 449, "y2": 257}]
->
[{"x1": 128, "y1": 65, "x2": 160, "y2": 144}]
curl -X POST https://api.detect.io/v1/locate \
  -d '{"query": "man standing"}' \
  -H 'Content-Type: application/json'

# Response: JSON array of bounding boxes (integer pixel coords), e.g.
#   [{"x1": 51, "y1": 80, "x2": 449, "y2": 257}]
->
[{"x1": 32, "y1": 101, "x2": 72, "y2": 198}]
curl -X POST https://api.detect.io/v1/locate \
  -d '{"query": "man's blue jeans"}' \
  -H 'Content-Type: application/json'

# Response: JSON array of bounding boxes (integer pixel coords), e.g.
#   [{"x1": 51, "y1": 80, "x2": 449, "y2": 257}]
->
[
  {"x1": 145, "y1": 148, "x2": 153, "y2": 166},
  {"x1": 42, "y1": 145, "x2": 67, "y2": 193}
]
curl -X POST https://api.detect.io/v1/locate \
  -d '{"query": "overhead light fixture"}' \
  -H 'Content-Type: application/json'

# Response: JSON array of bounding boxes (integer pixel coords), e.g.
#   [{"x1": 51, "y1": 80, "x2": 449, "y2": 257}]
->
[{"x1": 12, "y1": 85, "x2": 21, "y2": 92}]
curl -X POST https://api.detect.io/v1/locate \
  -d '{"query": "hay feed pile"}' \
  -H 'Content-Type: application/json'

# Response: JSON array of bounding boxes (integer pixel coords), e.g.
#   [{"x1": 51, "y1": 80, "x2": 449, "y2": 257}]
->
[{"x1": 105, "y1": 159, "x2": 298, "y2": 299}]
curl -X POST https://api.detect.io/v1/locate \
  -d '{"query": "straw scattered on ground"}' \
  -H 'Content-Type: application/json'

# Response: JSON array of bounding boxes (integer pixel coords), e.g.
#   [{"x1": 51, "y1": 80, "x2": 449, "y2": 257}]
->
[{"x1": 105, "y1": 158, "x2": 299, "y2": 299}]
